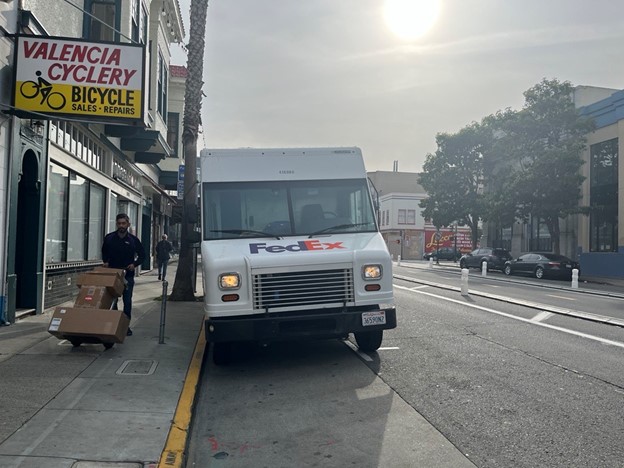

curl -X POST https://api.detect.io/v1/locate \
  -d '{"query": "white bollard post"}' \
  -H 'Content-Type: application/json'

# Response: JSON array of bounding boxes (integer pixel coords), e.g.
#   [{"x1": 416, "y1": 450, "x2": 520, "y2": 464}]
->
[
  {"x1": 428, "y1": 257, "x2": 433, "y2": 269},
  {"x1": 397, "y1": 255, "x2": 401, "y2": 266},
  {"x1": 571, "y1": 268, "x2": 579, "y2": 289},
  {"x1": 461, "y1": 268, "x2": 469, "y2": 296},
  {"x1": 481, "y1": 261, "x2": 487, "y2": 277}
]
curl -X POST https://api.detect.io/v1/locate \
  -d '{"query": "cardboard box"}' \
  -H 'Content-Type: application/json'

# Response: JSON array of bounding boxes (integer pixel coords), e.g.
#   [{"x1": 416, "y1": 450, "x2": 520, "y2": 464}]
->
[
  {"x1": 90, "y1": 267, "x2": 126, "y2": 281},
  {"x1": 74, "y1": 285, "x2": 115, "y2": 309},
  {"x1": 76, "y1": 273, "x2": 125, "y2": 297},
  {"x1": 48, "y1": 307, "x2": 129, "y2": 344}
]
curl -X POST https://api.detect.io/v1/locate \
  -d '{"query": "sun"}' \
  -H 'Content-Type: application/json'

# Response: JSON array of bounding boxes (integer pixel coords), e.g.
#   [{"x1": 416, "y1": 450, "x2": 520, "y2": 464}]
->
[{"x1": 383, "y1": 0, "x2": 442, "y2": 41}]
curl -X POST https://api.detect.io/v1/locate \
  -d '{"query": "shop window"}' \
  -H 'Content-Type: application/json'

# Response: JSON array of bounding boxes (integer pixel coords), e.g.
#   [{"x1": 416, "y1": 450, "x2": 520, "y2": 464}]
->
[{"x1": 47, "y1": 162, "x2": 106, "y2": 264}]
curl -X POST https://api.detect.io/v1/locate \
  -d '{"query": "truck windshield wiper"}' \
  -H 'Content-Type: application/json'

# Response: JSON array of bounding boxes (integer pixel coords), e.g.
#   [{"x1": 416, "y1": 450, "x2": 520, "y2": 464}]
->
[
  {"x1": 308, "y1": 223, "x2": 372, "y2": 238},
  {"x1": 210, "y1": 229, "x2": 282, "y2": 240}
]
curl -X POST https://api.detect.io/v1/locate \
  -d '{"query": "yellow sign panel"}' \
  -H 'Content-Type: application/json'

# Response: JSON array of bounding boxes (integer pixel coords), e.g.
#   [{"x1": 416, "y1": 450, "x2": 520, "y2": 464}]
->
[{"x1": 13, "y1": 36, "x2": 144, "y2": 123}]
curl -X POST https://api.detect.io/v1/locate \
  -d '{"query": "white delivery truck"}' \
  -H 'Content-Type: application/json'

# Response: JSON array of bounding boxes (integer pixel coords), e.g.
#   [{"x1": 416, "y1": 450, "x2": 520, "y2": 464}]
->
[{"x1": 199, "y1": 147, "x2": 397, "y2": 364}]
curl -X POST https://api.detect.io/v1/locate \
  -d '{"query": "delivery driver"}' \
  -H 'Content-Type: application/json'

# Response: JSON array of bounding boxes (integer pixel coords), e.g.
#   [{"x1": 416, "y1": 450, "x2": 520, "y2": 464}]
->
[{"x1": 102, "y1": 213, "x2": 146, "y2": 336}]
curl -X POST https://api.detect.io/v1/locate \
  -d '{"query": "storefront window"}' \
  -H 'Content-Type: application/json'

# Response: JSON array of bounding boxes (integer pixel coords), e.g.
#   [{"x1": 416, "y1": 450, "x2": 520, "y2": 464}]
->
[
  {"x1": 67, "y1": 174, "x2": 88, "y2": 260},
  {"x1": 47, "y1": 163, "x2": 69, "y2": 262},
  {"x1": 88, "y1": 184, "x2": 105, "y2": 260}
]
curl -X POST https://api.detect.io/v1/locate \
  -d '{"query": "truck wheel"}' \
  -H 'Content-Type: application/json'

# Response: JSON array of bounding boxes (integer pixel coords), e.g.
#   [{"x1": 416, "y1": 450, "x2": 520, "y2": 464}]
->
[
  {"x1": 69, "y1": 339, "x2": 82, "y2": 347},
  {"x1": 103, "y1": 343, "x2": 114, "y2": 350},
  {"x1": 212, "y1": 342, "x2": 232, "y2": 365},
  {"x1": 354, "y1": 330, "x2": 383, "y2": 352}
]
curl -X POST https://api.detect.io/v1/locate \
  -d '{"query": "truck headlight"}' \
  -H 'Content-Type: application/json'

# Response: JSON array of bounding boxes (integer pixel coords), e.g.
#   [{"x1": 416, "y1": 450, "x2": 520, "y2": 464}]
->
[
  {"x1": 219, "y1": 273, "x2": 240, "y2": 290},
  {"x1": 362, "y1": 264, "x2": 382, "y2": 280}
]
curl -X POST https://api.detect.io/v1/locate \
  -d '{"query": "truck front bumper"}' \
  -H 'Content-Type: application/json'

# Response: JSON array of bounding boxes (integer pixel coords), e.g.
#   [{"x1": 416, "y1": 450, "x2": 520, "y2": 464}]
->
[{"x1": 205, "y1": 307, "x2": 397, "y2": 343}]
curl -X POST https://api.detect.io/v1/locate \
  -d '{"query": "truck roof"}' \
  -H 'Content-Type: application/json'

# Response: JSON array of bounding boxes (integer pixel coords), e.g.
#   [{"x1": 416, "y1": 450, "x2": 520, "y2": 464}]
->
[{"x1": 199, "y1": 147, "x2": 367, "y2": 182}]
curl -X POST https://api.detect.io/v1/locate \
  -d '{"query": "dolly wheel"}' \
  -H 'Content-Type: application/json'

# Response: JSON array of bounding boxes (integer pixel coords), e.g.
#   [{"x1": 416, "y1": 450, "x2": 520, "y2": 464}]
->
[
  {"x1": 69, "y1": 339, "x2": 82, "y2": 348},
  {"x1": 103, "y1": 343, "x2": 114, "y2": 350}
]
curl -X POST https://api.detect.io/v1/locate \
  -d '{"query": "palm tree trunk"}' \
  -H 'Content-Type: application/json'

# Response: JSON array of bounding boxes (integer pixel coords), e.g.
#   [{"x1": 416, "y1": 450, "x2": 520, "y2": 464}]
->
[{"x1": 169, "y1": 0, "x2": 209, "y2": 301}]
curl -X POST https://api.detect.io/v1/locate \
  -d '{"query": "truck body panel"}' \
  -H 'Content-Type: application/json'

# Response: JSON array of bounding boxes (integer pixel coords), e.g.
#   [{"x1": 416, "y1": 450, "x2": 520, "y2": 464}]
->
[{"x1": 199, "y1": 147, "x2": 396, "y2": 355}]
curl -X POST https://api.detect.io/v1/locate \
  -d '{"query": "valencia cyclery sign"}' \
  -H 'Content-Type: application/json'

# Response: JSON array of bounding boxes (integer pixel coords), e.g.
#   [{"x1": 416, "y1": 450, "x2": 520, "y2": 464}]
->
[{"x1": 12, "y1": 35, "x2": 145, "y2": 124}]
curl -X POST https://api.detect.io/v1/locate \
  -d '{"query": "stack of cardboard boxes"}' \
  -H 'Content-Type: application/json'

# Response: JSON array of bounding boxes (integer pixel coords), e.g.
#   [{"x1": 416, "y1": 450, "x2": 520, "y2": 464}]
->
[{"x1": 48, "y1": 267, "x2": 129, "y2": 349}]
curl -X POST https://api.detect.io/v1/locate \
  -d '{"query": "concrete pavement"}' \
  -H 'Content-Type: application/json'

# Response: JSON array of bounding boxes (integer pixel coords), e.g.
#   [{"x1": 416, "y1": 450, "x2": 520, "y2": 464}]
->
[
  {"x1": 0, "y1": 260, "x2": 481, "y2": 468},
  {"x1": 0, "y1": 262, "x2": 205, "y2": 468}
]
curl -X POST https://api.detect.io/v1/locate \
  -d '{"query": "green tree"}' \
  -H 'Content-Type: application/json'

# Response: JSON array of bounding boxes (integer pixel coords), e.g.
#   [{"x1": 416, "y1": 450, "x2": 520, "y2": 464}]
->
[
  {"x1": 494, "y1": 78, "x2": 594, "y2": 254},
  {"x1": 419, "y1": 121, "x2": 495, "y2": 248},
  {"x1": 170, "y1": 0, "x2": 209, "y2": 301}
]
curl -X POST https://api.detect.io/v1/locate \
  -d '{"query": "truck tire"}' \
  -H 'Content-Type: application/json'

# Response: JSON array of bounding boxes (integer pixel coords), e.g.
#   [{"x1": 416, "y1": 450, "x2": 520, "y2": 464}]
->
[
  {"x1": 69, "y1": 339, "x2": 82, "y2": 348},
  {"x1": 354, "y1": 330, "x2": 383, "y2": 352},
  {"x1": 212, "y1": 342, "x2": 232, "y2": 365},
  {"x1": 103, "y1": 343, "x2": 114, "y2": 350}
]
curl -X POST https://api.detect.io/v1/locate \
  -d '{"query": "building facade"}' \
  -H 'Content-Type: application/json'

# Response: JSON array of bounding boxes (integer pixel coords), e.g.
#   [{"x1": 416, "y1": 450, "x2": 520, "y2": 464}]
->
[{"x1": 0, "y1": 0, "x2": 186, "y2": 322}]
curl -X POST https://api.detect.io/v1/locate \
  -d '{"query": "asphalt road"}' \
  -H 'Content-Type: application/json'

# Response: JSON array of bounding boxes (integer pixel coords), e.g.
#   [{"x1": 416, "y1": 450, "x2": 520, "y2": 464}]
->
[{"x1": 186, "y1": 267, "x2": 624, "y2": 468}]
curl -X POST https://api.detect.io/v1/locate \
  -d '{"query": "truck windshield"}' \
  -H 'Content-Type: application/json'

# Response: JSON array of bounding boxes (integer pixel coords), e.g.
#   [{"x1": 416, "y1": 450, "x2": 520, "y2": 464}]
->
[{"x1": 202, "y1": 179, "x2": 377, "y2": 240}]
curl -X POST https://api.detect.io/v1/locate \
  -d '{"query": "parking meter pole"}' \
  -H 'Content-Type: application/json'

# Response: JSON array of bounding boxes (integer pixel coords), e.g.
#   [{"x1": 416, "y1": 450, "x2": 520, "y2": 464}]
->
[
  {"x1": 159, "y1": 280, "x2": 168, "y2": 344},
  {"x1": 428, "y1": 257, "x2": 433, "y2": 269},
  {"x1": 461, "y1": 268, "x2": 469, "y2": 296},
  {"x1": 481, "y1": 261, "x2": 487, "y2": 277},
  {"x1": 571, "y1": 268, "x2": 579, "y2": 289}
]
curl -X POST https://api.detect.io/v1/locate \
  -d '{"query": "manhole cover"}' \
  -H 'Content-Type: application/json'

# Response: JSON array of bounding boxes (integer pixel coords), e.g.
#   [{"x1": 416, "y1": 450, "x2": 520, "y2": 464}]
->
[{"x1": 116, "y1": 359, "x2": 157, "y2": 375}]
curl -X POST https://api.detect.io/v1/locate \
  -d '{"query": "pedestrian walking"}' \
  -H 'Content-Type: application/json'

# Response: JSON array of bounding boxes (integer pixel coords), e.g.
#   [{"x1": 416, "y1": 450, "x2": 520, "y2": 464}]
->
[
  {"x1": 155, "y1": 234, "x2": 173, "y2": 281},
  {"x1": 101, "y1": 213, "x2": 146, "y2": 336}
]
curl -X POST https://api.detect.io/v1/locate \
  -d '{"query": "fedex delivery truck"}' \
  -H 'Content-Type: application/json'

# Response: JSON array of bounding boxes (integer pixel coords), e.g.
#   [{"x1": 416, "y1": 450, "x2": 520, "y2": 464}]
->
[{"x1": 199, "y1": 147, "x2": 397, "y2": 364}]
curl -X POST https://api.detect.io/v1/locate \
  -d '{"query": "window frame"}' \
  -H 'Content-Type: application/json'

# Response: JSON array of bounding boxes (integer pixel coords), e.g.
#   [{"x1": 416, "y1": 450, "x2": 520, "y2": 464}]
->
[{"x1": 82, "y1": 0, "x2": 122, "y2": 43}]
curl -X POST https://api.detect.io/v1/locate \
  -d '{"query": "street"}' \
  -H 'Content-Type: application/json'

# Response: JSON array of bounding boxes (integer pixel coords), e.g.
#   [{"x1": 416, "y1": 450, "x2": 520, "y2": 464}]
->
[{"x1": 187, "y1": 263, "x2": 624, "y2": 468}]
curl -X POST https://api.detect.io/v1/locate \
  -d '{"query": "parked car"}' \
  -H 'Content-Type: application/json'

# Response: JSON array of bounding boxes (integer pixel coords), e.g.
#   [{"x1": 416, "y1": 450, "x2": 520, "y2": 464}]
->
[
  {"x1": 459, "y1": 247, "x2": 512, "y2": 272},
  {"x1": 423, "y1": 247, "x2": 461, "y2": 262},
  {"x1": 503, "y1": 252, "x2": 580, "y2": 280}
]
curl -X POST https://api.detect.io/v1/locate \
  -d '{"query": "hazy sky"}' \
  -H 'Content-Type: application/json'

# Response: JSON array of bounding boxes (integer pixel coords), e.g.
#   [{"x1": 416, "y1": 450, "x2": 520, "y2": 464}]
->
[{"x1": 171, "y1": 0, "x2": 624, "y2": 173}]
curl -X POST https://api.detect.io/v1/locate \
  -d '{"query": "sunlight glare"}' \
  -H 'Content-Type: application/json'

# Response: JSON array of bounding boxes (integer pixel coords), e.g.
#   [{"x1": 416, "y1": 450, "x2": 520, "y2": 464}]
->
[{"x1": 383, "y1": 0, "x2": 442, "y2": 41}]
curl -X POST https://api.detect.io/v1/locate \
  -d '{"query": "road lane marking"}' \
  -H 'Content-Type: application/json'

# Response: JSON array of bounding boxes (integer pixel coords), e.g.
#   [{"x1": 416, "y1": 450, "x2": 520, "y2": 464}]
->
[
  {"x1": 410, "y1": 285, "x2": 430, "y2": 290},
  {"x1": 531, "y1": 311, "x2": 554, "y2": 323},
  {"x1": 378, "y1": 347, "x2": 400, "y2": 350},
  {"x1": 394, "y1": 284, "x2": 624, "y2": 349},
  {"x1": 547, "y1": 294, "x2": 576, "y2": 301}
]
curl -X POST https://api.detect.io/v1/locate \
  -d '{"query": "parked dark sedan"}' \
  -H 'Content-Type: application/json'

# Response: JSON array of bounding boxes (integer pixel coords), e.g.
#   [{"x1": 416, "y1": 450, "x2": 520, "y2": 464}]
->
[
  {"x1": 423, "y1": 247, "x2": 461, "y2": 262},
  {"x1": 503, "y1": 252, "x2": 580, "y2": 279},
  {"x1": 459, "y1": 247, "x2": 512, "y2": 272}
]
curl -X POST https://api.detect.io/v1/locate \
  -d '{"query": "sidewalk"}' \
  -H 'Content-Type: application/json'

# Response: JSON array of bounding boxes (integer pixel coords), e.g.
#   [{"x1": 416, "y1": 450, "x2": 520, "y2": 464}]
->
[{"x1": 0, "y1": 262, "x2": 205, "y2": 468}]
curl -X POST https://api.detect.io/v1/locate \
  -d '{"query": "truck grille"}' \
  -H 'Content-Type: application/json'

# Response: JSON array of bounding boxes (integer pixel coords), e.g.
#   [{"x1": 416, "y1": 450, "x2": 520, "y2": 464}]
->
[{"x1": 253, "y1": 268, "x2": 354, "y2": 310}]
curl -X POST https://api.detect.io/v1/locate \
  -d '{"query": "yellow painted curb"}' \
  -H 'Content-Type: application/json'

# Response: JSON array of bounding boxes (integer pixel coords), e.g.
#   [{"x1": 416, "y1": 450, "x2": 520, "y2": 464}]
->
[{"x1": 158, "y1": 319, "x2": 207, "y2": 468}]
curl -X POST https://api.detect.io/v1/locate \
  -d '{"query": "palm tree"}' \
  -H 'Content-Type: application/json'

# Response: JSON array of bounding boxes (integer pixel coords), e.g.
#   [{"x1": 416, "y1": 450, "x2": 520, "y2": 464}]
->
[{"x1": 169, "y1": 0, "x2": 209, "y2": 301}]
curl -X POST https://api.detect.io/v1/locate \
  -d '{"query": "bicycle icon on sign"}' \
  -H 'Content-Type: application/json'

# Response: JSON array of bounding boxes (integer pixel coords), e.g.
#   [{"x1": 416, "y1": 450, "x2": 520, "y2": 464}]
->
[{"x1": 20, "y1": 71, "x2": 66, "y2": 110}]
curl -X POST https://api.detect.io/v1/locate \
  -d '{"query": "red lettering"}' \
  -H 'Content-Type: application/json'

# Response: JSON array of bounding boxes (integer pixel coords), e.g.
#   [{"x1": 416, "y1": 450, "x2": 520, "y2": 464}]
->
[
  {"x1": 122, "y1": 69, "x2": 137, "y2": 86},
  {"x1": 48, "y1": 63, "x2": 62, "y2": 80},
  {"x1": 304, "y1": 240, "x2": 324, "y2": 251},
  {"x1": 71, "y1": 45, "x2": 87, "y2": 63},
  {"x1": 32, "y1": 42, "x2": 48, "y2": 60},
  {"x1": 109, "y1": 68, "x2": 122, "y2": 85},
  {"x1": 323, "y1": 242, "x2": 345, "y2": 250},
  {"x1": 87, "y1": 47, "x2": 102, "y2": 64},
  {"x1": 23, "y1": 40, "x2": 38, "y2": 58}
]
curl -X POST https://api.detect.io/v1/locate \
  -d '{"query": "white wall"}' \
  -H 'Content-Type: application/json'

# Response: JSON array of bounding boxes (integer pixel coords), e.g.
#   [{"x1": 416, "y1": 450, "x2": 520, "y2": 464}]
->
[{"x1": 380, "y1": 193, "x2": 426, "y2": 230}]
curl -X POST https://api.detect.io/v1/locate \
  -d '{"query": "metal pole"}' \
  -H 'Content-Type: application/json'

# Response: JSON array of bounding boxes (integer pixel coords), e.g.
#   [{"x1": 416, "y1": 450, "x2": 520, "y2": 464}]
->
[
  {"x1": 461, "y1": 268, "x2": 469, "y2": 296},
  {"x1": 159, "y1": 280, "x2": 168, "y2": 344}
]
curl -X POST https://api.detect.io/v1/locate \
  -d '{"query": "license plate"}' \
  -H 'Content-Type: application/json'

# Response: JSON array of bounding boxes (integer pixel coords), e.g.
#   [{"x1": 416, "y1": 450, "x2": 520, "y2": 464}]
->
[{"x1": 362, "y1": 311, "x2": 386, "y2": 326}]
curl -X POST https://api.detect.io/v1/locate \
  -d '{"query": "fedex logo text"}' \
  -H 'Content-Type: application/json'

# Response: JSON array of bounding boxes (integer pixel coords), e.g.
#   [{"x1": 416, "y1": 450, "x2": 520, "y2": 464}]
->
[{"x1": 249, "y1": 240, "x2": 346, "y2": 254}]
